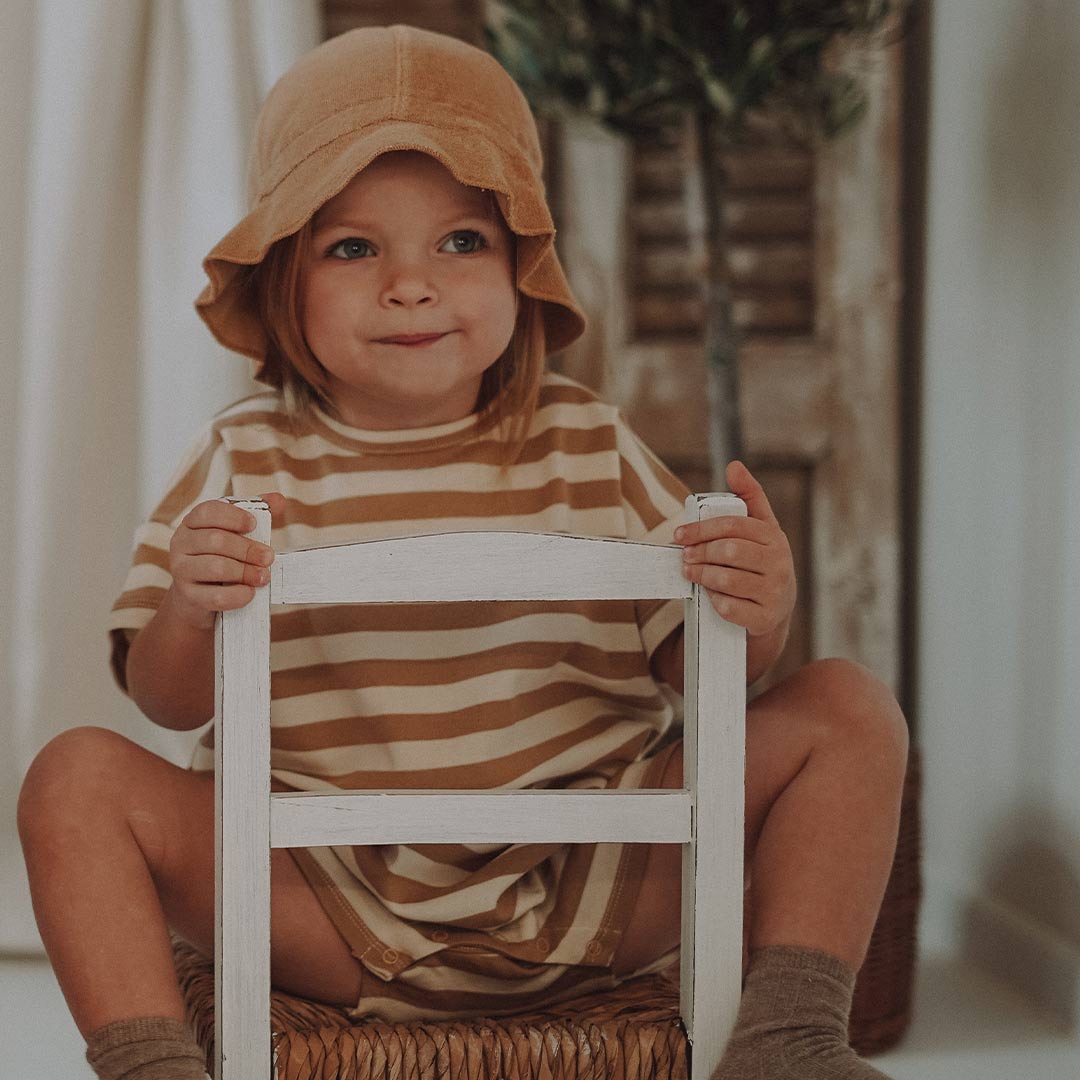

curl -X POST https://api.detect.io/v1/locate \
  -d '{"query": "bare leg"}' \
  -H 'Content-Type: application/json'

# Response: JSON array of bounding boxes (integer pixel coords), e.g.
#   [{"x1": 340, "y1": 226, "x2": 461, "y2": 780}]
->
[
  {"x1": 612, "y1": 657, "x2": 908, "y2": 976},
  {"x1": 17, "y1": 726, "x2": 364, "y2": 1040}
]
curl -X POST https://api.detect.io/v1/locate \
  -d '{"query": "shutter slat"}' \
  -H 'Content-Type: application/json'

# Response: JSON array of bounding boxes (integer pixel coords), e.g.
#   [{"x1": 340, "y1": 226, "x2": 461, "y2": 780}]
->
[{"x1": 629, "y1": 117, "x2": 816, "y2": 340}]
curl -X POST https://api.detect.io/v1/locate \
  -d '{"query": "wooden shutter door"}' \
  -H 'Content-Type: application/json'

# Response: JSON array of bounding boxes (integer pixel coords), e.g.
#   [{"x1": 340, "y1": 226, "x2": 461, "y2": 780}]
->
[{"x1": 554, "y1": 49, "x2": 904, "y2": 695}]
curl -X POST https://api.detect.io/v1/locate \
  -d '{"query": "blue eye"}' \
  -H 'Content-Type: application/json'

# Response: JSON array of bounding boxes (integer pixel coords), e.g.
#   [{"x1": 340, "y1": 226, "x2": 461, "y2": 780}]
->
[
  {"x1": 329, "y1": 238, "x2": 372, "y2": 260},
  {"x1": 442, "y1": 230, "x2": 487, "y2": 254}
]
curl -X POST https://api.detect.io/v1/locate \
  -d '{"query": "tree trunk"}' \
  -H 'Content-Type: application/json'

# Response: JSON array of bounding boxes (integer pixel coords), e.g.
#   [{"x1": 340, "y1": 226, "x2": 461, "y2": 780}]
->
[{"x1": 694, "y1": 107, "x2": 743, "y2": 481}]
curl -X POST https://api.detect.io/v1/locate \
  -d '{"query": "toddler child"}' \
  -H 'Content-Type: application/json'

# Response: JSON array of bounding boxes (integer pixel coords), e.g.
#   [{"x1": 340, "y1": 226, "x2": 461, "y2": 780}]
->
[{"x1": 17, "y1": 24, "x2": 908, "y2": 1080}]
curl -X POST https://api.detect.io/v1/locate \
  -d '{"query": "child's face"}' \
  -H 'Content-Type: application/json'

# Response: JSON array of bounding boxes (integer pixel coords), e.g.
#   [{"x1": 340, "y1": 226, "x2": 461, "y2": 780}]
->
[{"x1": 303, "y1": 151, "x2": 518, "y2": 429}]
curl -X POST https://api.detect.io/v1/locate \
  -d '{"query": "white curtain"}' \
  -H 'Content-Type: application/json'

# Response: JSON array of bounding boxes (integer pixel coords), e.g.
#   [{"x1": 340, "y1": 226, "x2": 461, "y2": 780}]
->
[{"x1": 1, "y1": 0, "x2": 320, "y2": 952}]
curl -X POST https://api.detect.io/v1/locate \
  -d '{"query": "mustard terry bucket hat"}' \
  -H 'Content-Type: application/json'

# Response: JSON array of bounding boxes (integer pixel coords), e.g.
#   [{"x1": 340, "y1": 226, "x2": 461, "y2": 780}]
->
[{"x1": 195, "y1": 24, "x2": 587, "y2": 376}]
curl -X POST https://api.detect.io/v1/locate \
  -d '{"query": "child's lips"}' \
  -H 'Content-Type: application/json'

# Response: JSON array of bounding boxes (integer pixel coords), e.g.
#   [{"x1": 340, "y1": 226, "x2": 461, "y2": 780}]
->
[{"x1": 376, "y1": 332, "x2": 449, "y2": 347}]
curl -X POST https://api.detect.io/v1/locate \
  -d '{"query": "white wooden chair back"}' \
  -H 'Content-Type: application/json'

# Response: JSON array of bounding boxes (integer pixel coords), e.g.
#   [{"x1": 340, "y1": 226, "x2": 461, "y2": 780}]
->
[{"x1": 214, "y1": 493, "x2": 746, "y2": 1080}]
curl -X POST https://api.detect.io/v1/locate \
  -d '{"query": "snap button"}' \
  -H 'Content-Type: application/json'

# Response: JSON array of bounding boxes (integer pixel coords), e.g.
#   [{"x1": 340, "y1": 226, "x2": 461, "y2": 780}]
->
[
  {"x1": 585, "y1": 939, "x2": 603, "y2": 957},
  {"x1": 431, "y1": 929, "x2": 449, "y2": 943},
  {"x1": 535, "y1": 937, "x2": 550, "y2": 954},
  {"x1": 382, "y1": 948, "x2": 399, "y2": 964}
]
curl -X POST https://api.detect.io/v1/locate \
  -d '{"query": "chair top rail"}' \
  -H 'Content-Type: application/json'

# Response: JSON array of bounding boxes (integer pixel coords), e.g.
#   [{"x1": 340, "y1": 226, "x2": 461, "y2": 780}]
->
[{"x1": 270, "y1": 530, "x2": 692, "y2": 605}]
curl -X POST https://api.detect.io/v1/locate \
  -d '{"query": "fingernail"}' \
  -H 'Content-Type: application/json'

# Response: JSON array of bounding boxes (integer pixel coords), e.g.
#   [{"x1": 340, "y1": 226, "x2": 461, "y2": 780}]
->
[{"x1": 674, "y1": 527, "x2": 685, "y2": 541}]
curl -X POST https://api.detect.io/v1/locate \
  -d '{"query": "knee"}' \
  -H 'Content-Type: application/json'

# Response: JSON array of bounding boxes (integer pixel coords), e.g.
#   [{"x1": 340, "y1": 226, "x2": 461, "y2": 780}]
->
[
  {"x1": 17, "y1": 726, "x2": 136, "y2": 843},
  {"x1": 801, "y1": 658, "x2": 909, "y2": 767}
]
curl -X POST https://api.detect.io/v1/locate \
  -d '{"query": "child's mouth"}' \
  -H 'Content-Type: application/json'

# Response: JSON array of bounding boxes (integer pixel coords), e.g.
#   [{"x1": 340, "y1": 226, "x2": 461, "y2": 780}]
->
[{"x1": 377, "y1": 333, "x2": 448, "y2": 347}]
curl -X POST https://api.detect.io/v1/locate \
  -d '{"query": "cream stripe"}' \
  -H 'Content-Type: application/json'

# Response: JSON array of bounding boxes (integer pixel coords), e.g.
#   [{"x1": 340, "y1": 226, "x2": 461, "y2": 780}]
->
[
  {"x1": 505, "y1": 722, "x2": 652, "y2": 790},
  {"x1": 106, "y1": 607, "x2": 155, "y2": 633},
  {"x1": 268, "y1": 505, "x2": 625, "y2": 551},
  {"x1": 233, "y1": 450, "x2": 618, "y2": 502},
  {"x1": 383, "y1": 846, "x2": 473, "y2": 888},
  {"x1": 218, "y1": 407, "x2": 618, "y2": 461},
  {"x1": 269, "y1": 709, "x2": 651, "y2": 777},
  {"x1": 332, "y1": 852, "x2": 525, "y2": 924},
  {"x1": 267, "y1": 668, "x2": 664, "y2": 727},
  {"x1": 380, "y1": 871, "x2": 539, "y2": 923},
  {"x1": 118, "y1": 563, "x2": 172, "y2": 593},
  {"x1": 270, "y1": 612, "x2": 641, "y2": 669},
  {"x1": 133, "y1": 521, "x2": 179, "y2": 551},
  {"x1": 546, "y1": 844, "x2": 625, "y2": 964}
]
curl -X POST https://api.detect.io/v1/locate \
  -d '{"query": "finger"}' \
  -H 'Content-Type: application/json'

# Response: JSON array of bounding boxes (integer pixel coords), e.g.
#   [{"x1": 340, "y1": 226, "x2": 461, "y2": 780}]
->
[
  {"x1": 182, "y1": 582, "x2": 259, "y2": 613},
  {"x1": 172, "y1": 526, "x2": 274, "y2": 569},
  {"x1": 182, "y1": 499, "x2": 261, "y2": 534},
  {"x1": 177, "y1": 552, "x2": 272, "y2": 590},
  {"x1": 675, "y1": 514, "x2": 770, "y2": 548},
  {"x1": 684, "y1": 563, "x2": 762, "y2": 602},
  {"x1": 704, "y1": 592, "x2": 771, "y2": 635},
  {"x1": 682, "y1": 537, "x2": 765, "y2": 573},
  {"x1": 724, "y1": 460, "x2": 778, "y2": 525}
]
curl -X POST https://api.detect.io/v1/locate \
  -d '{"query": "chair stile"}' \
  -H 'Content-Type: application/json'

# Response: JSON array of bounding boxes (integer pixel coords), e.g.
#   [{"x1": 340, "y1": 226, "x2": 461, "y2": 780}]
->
[{"x1": 214, "y1": 493, "x2": 746, "y2": 1080}]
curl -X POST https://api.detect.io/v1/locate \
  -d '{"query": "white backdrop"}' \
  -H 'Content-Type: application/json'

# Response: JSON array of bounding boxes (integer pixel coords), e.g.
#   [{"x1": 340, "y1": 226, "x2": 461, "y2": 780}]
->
[
  {"x1": 918, "y1": 0, "x2": 1080, "y2": 1026},
  {"x1": 1, "y1": 0, "x2": 319, "y2": 952}
]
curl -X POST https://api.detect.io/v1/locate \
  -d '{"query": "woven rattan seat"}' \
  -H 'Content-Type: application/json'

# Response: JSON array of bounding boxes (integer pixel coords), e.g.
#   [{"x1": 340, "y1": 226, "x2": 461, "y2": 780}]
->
[{"x1": 173, "y1": 937, "x2": 688, "y2": 1080}]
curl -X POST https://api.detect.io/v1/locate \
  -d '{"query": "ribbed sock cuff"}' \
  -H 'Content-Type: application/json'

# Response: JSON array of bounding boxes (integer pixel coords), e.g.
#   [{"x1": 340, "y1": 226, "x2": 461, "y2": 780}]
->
[
  {"x1": 747, "y1": 945, "x2": 857, "y2": 987},
  {"x1": 85, "y1": 1016, "x2": 205, "y2": 1080}
]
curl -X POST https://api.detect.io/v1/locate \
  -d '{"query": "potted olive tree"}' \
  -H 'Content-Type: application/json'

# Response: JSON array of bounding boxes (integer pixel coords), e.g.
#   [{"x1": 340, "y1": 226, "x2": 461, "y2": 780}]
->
[{"x1": 487, "y1": 0, "x2": 908, "y2": 473}]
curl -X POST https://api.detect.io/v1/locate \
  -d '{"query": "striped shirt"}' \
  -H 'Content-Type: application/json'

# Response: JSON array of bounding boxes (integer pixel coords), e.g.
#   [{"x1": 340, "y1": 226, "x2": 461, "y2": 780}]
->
[{"x1": 109, "y1": 372, "x2": 690, "y2": 1019}]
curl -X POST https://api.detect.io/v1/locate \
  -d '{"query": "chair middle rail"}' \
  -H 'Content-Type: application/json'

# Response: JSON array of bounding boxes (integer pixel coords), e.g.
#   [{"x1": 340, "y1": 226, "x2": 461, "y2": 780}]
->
[{"x1": 268, "y1": 788, "x2": 694, "y2": 847}]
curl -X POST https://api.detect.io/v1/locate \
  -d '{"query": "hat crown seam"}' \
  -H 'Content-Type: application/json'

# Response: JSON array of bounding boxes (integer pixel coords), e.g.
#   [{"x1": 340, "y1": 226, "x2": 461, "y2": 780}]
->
[
  {"x1": 392, "y1": 25, "x2": 405, "y2": 119},
  {"x1": 257, "y1": 103, "x2": 540, "y2": 194},
  {"x1": 252, "y1": 112, "x2": 544, "y2": 211}
]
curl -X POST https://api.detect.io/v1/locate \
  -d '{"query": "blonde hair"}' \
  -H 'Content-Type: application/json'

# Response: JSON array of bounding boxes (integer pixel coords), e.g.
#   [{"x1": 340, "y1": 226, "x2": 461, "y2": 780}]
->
[{"x1": 242, "y1": 216, "x2": 546, "y2": 464}]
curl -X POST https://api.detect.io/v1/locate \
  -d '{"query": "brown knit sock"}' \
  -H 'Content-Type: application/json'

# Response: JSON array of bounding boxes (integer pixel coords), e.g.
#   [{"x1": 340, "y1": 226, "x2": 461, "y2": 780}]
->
[
  {"x1": 85, "y1": 1017, "x2": 207, "y2": 1080},
  {"x1": 712, "y1": 946, "x2": 892, "y2": 1079}
]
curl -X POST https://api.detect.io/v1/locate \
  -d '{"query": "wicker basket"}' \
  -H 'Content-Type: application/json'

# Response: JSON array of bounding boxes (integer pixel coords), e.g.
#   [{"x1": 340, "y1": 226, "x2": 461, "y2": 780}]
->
[{"x1": 849, "y1": 745, "x2": 923, "y2": 1055}]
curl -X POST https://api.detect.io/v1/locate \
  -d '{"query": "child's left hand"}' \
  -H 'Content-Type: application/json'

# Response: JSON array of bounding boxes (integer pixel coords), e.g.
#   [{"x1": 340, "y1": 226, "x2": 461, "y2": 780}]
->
[{"x1": 675, "y1": 460, "x2": 796, "y2": 637}]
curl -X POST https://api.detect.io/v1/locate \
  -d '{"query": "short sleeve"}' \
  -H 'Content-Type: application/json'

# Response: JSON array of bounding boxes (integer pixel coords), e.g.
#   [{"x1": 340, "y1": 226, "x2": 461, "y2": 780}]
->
[
  {"x1": 107, "y1": 423, "x2": 233, "y2": 692},
  {"x1": 614, "y1": 413, "x2": 692, "y2": 666}
]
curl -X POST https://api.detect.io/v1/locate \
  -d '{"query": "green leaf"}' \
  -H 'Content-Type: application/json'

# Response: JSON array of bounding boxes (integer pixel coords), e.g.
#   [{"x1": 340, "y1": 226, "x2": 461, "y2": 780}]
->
[
  {"x1": 702, "y1": 73, "x2": 736, "y2": 118},
  {"x1": 748, "y1": 35, "x2": 775, "y2": 70}
]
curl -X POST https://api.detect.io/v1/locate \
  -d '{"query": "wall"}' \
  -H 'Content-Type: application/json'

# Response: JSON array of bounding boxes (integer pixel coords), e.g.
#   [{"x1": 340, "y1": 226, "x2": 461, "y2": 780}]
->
[
  {"x1": 918, "y1": 0, "x2": 1080, "y2": 1026},
  {"x1": 0, "y1": 0, "x2": 41, "y2": 952}
]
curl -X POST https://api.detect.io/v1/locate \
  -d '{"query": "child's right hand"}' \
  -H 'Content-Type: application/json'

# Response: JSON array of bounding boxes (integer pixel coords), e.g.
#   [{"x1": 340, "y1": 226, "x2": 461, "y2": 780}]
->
[{"x1": 167, "y1": 494, "x2": 285, "y2": 630}]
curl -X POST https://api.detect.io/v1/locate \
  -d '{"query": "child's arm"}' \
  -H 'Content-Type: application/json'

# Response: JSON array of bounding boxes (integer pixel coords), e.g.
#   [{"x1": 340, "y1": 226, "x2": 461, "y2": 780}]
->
[
  {"x1": 674, "y1": 461, "x2": 796, "y2": 687},
  {"x1": 126, "y1": 495, "x2": 283, "y2": 730}
]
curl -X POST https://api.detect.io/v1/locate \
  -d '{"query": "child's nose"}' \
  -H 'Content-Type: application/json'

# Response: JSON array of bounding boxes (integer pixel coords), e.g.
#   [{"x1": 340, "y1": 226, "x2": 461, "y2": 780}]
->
[{"x1": 380, "y1": 263, "x2": 437, "y2": 308}]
